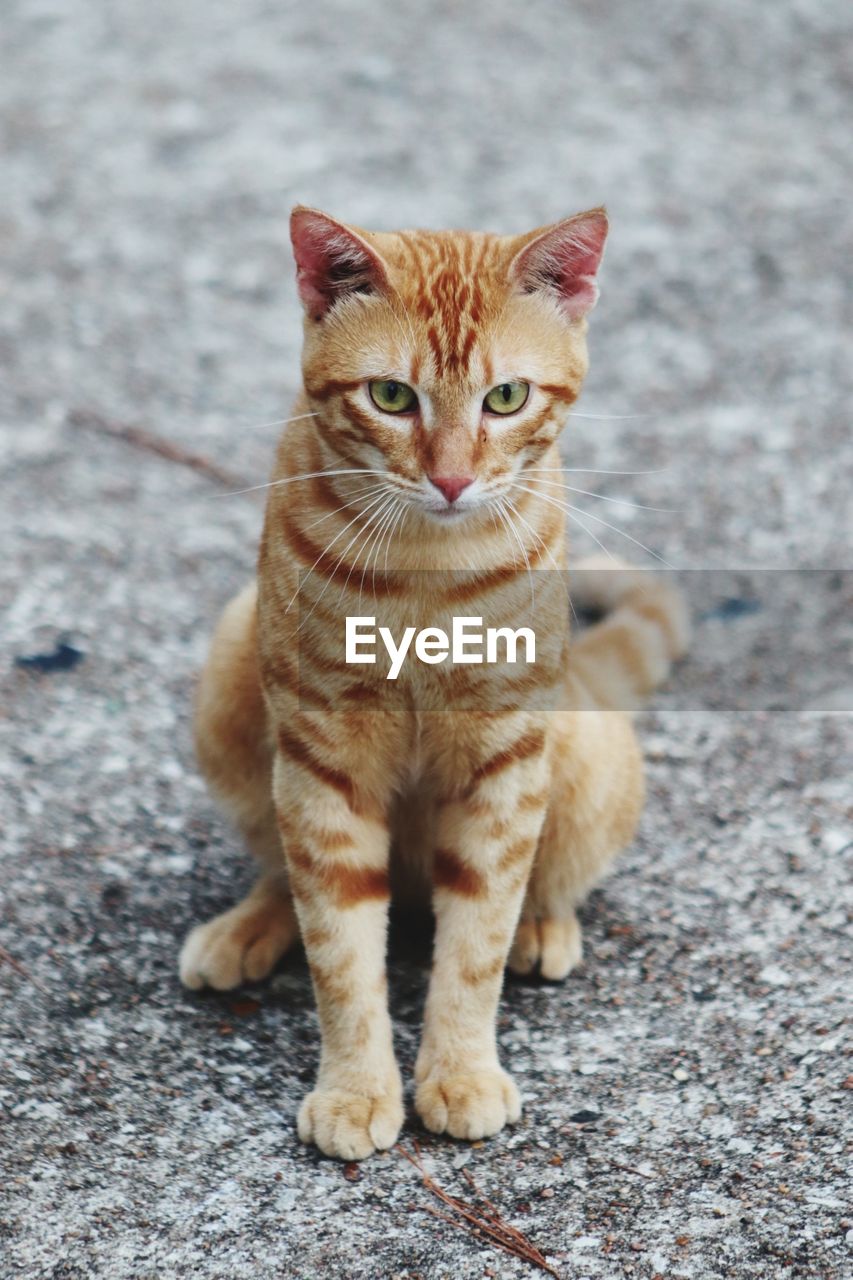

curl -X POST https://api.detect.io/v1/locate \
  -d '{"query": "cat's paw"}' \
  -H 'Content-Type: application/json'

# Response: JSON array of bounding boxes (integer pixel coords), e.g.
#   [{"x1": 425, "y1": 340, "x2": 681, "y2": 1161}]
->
[
  {"x1": 416, "y1": 1067, "x2": 521, "y2": 1141},
  {"x1": 179, "y1": 893, "x2": 298, "y2": 991},
  {"x1": 508, "y1": 915, "x2": 582, "y2": 981},
  {"x1": 297, "y1": 1083, "x2": 404, "y2": 1160}
]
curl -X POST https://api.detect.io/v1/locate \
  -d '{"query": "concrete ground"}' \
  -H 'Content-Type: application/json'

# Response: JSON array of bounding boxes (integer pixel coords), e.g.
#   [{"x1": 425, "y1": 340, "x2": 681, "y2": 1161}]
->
[{"x1": 1, "y1": 1, "x2": 851, "y2": 1276}]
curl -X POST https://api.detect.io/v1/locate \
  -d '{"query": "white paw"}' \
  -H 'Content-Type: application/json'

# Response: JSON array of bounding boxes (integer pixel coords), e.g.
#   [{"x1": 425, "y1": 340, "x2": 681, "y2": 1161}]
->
[
  {"x1": 179, "y1": 897, "x2": 297, "y2": 991},
  {"x1": 508, "y1": 915, "x2": 583, "y2": 981},
  {"x1": 297, "y1": 1083, "x2": 404, "y2": 1160},
  {"x1": 416, "y1": 1066, "x2": 521, "y2": 1140}
]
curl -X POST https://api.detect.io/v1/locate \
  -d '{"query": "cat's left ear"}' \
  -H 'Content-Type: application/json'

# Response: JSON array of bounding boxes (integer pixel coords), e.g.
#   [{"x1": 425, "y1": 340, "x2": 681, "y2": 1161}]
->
[
  {"x1": 509, "y1": 208, "x2": 608, "y2": 320},
  {"x1": 290, "y1": 206, "x2": 391, "y2": 321}
]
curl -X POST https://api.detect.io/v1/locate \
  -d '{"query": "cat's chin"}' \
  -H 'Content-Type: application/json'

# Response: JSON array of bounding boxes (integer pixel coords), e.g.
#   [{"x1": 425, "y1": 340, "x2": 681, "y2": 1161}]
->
[{"x1": 421, "y1": 505, "x2": 478, "y2": 526}]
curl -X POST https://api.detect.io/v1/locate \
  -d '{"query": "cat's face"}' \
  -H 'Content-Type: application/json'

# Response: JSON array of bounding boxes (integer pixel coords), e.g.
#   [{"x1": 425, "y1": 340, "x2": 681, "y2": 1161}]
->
[{"x1": 291, "y1": 207, "x2": 607, "y2": 524}]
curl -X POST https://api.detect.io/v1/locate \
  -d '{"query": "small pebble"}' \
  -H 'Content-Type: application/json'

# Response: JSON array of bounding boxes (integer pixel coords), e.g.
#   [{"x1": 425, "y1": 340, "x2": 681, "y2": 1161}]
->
[{"x1": 758, "y1": 965, "x2": 791, "y2": 987}]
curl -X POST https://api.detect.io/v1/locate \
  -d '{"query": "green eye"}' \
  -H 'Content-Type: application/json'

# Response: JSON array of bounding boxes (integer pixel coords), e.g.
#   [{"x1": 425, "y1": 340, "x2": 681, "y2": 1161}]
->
[
  {"x1": 368, "y1": 379, "x2": 417, "y2": 414},
  {"x1": 483, "y1": 381, "x2": 529, "y2": 415}
]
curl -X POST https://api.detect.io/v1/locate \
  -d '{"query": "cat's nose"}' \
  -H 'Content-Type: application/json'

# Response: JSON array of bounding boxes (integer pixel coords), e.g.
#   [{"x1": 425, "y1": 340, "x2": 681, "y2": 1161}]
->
[{"x1": 428, "y1": 475, "x2": 475, "y2": 504}]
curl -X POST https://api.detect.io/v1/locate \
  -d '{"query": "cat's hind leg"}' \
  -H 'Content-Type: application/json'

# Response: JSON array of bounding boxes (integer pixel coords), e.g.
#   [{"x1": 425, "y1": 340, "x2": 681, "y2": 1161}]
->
[
  {"x1": 508, "y1": 708, "x2": 643, "y2": 981},
  {"x1": 180, "y1": 872, "x2": 298, "y2": 990},
  {"x1": 510, "y1": 561, "x2": 688, "y2": 980},
  {"x1": 179, "y1": 581, "x2": 300, "y2": 990},
  {"x1": 510, "y1": 915, "x2": 584, "y2": 982}
]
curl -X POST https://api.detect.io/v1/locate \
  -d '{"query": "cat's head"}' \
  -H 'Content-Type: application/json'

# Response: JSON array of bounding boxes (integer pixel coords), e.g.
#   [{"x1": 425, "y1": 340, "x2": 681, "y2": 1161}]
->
[{"x1": 291, "y1": 206, "x2": 607, "y2": 524}]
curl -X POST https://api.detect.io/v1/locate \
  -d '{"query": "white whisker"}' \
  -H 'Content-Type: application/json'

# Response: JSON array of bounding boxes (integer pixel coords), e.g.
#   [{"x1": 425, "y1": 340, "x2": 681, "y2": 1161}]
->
[
  {"x1": 502, "y1": 495, "x2": 578, "y2": 627},
  {"x1": 496, "y1": 497, "x2": 535, "y2": 613},
  {"x1": 514, "y1": 482, "x2": 675, "y2": 569},
  {"x1": 564, "y1": 507, "x2": 620, "y2": 564},
  {"x1": 359, "y1": 496, "x2": 400, "y2": 611},
  {"x1": 515, "y1": 484, "x2": 618, "y2": 564},
  {"x1": 284, "y1": 489, "x2": 391, "y2": 617},
  {"x1": 241, "y1": 411, "x2": 320, "y2": 431},
  {"x1": 488, "y1": 505, "x2": 501, "y2": 541},
  {"x1": 383, "y1": 498, "x2": 408, "y2": 578},
  {"x1": 522, "y1": 476, "x2": 676, "y2": 512},
  {"x1": 216, "y1": 467, "x2": 386, "y2": 499},
  {"x1": 569, "y1": 411, "x2": 648, "y2": 421},
  {"x1": 376, "y1": 498, "x2": 405, "y2": 596},
  {"x1": 370, "y1": 496, "x2": 404, "y2": 596},
  {"x1": 339, "y1": 495, "x2": 397, "y2": 613},
  {"x1": 296, "y1": 494, "x2": 397, "y2": 635},
  {"x1": 525, "y1": 466, "x2": 667, "y2": 477},
  {"x1": 301, "y1": 482, "x2": 391, "y2": 533}
]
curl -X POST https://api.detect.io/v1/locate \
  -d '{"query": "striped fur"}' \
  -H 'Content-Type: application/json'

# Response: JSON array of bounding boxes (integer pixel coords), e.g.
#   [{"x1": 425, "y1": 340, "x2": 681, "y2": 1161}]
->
[{"x1": 179, "y1": 208, "x2": 688, "y2": 1160}]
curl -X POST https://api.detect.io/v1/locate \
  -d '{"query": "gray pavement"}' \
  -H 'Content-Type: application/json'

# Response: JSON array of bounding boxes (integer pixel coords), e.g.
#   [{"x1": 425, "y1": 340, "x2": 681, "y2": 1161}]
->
[{"x1": 1, "y1": 1, "x2": 851, "y2": 1276}]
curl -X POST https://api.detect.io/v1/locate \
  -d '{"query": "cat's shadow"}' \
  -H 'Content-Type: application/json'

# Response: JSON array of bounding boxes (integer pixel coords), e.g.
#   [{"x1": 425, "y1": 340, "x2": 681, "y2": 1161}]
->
[
  {"x1": 269, "y1": 898, "x2": 593, "y2": 1024},
  {"x1": 279, "y1": 904, "x2": 438, "y2": 1018}
]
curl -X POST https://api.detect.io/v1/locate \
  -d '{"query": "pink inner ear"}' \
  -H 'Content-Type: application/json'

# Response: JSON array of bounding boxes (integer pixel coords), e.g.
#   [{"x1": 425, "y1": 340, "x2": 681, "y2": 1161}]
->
[
  {"x1": 290, "y1": 209, "x2": 383, "y2": 319},
  {"x1": 513, "y1": 211, "x2": 608, "y2": 320}
]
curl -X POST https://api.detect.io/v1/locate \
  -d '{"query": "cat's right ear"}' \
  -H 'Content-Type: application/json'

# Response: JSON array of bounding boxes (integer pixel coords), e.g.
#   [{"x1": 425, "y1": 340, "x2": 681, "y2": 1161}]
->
[
  {"x1": 509, "y1": 208, "x2": 609, "y2": 320},
  {"x1": 290, "y1": 207, "x2": 390, "y2": 321}
]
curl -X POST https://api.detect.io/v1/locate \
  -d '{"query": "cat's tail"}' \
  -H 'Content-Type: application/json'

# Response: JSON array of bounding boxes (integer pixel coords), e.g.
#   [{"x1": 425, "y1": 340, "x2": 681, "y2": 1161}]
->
[{"x1": 568, "y1": 555, "x2": 689, "y2": 712}]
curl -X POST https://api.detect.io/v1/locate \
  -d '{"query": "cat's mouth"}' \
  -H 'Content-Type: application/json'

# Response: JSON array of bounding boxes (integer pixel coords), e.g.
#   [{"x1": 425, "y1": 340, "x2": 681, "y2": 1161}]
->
[
  {"x1": 424, "y1": 505, "x2": 471, "y2": 522},
  {"x1": 416, "y1": 493, "x2": 490, "y2": 523}
]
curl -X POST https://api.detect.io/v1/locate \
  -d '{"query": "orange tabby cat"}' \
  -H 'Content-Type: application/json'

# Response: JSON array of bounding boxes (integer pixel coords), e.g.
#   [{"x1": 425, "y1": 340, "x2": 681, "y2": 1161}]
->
[{"x1": 179, "y1": 206, "x2": 688, "y2": 1160}]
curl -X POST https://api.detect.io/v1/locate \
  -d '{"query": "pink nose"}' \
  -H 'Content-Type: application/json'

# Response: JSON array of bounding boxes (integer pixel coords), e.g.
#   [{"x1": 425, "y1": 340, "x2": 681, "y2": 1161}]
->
[{"x1": 429, "y1": 474, "x2": 474, "y2": 504}]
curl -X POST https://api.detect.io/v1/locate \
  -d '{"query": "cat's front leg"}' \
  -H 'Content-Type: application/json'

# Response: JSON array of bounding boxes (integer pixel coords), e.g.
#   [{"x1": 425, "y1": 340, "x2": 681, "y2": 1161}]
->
[
  {"x1": 272, "y1": 736, "x2": 403, "y2": 1160},
  {"x1": 415, "y1": 716, "x2": 550, "y2": 1140}
]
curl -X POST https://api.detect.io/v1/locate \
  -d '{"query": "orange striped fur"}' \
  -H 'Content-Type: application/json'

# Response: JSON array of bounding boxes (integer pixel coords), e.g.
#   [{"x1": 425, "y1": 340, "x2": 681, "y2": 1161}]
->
[{"x1": 179, "y1": 207, "x2": 689, "y2": 1160}]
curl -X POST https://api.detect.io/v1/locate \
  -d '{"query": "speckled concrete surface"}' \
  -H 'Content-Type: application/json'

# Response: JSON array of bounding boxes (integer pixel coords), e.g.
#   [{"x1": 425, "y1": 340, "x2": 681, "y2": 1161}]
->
[{"x1": 1, "y1": 1, "x2": 851, "y2": 1277}]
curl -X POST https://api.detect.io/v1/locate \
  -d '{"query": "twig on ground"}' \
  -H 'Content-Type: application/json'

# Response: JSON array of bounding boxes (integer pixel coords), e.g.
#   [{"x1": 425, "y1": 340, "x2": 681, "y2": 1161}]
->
[
  {"x1": 0, "y1": 944, "x2": 50, "y2": 994},
  {"x1": 68, "y1": 408, "x2": 246, "y2": 489},
  {"x1": 605, "y1": 1159, "x2": 654, "y2": 1180},
  {"x1": 397, "y1": 1140, "x2": 560, "y2": 1278}
]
